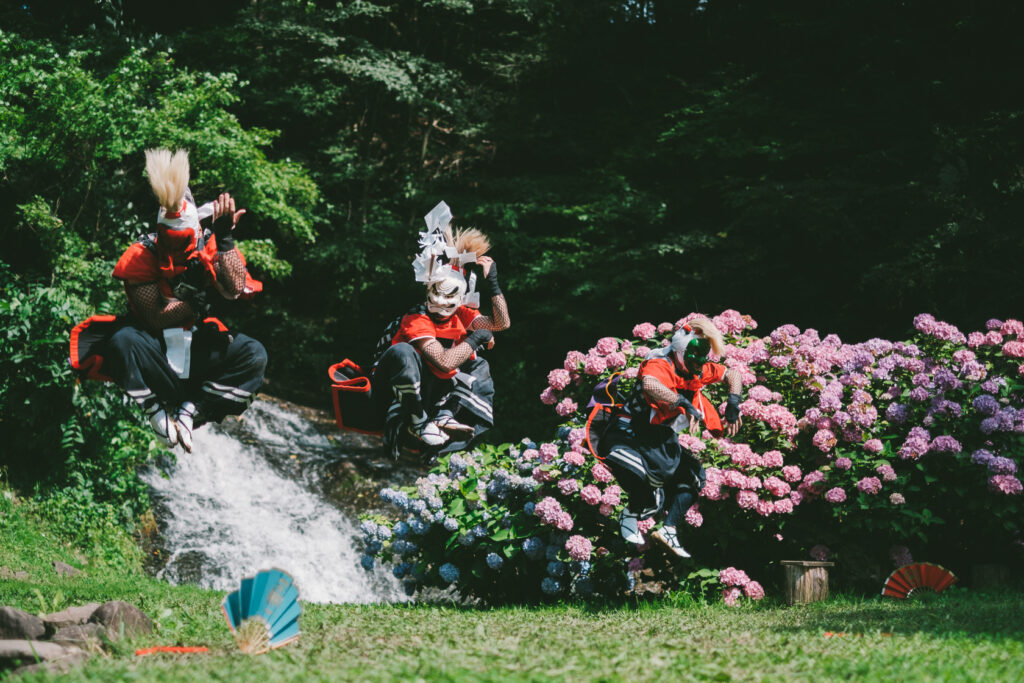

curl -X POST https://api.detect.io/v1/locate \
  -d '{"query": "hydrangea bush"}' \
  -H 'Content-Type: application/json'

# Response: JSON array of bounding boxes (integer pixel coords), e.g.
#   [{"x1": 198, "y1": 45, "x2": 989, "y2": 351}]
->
[{"x1": 361, "y1": 310, "x2": 1023, "y2": 603}]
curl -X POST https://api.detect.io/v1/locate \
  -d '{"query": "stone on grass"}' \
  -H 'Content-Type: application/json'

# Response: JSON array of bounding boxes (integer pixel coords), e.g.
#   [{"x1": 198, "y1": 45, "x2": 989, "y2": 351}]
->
[
  {"x1": 0, "y1": 607, "x2": 45, "y2": 641},
  {"x1": 51, "y1": 562, "x2": 81, "y2": 578},
  {"x1": 51, "y1": 623, "x2": 105, "y2": 649},
  {"x1": 0, "y1": 568, "x2": 30, "y2": 581},
  {"x1": 0, "y1": 640, "x2": 86, "y2": 672},
  {"x1": 43, "y1": 603, "x2": 100, "y2": 631},
  {"x1": 89, "y1": 601, "x2": 152, "y2": 640}
]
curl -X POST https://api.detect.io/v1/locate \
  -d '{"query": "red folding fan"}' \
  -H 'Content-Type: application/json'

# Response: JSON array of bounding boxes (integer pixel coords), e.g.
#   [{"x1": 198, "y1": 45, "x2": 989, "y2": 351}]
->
[{"x1": 881, "y1": 562, "x2": 957, "y2": 599}]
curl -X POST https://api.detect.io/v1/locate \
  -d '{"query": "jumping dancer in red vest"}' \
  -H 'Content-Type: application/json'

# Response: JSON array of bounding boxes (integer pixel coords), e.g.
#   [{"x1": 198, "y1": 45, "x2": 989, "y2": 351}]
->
[
  {"x1": 599, "y1": 318, "x2": 743, "y2": 558},
  {"x1": 70, "y1": 149, "x2": 267, "y2": 451}
]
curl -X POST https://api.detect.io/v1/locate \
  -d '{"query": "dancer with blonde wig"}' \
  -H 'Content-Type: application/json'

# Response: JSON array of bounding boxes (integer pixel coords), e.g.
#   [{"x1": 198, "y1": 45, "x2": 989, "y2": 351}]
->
[
  {"x1": 70, "y1": 149, "x2": 267, "y2": 451},
  {"x1": 598, "y1": 317, "x2": 743, "y2": 558}
]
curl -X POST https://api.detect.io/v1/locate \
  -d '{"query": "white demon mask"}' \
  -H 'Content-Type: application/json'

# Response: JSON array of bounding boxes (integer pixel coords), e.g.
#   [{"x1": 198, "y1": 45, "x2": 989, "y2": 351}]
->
[{"x1": 425, "y1": 269, "x2": 467, "y2": 318}]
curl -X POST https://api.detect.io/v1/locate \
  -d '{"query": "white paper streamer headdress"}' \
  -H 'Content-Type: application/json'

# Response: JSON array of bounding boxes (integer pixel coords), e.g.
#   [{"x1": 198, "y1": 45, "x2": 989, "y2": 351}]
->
[{"x1": 412, "y1": 200, "x2": 483, "y2": 308}]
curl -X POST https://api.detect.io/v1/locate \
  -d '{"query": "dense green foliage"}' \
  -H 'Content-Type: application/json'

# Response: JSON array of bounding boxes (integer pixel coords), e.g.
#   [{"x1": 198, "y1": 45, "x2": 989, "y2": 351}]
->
[{"x1": 3, "y1": 2, "x2": 1024, "y2": 547}]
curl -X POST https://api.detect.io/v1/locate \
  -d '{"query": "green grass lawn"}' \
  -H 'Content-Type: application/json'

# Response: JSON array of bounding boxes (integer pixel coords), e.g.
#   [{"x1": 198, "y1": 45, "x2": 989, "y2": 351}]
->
[{"x1": 3, "y1": 491, "x2": 1023, "y2": 681}]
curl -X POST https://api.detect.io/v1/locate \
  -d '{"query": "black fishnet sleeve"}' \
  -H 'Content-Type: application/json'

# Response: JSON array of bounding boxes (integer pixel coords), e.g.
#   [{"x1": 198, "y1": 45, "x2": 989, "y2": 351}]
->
[
  {"x1": 641, "y1": 375, "x2": 680, "y2": 409},
  {"x1": 126, "y1": 282, "x2": 195, "y2": 330},
  {"x1": 724, "y1": 367, "x2": 743, "y2": 395},
  {"x1": 214, "y1": 249, "x2": 247, "y2": 299},
  {"x1": 469, "y1": 294, "x2": 511, "y2": 332}
]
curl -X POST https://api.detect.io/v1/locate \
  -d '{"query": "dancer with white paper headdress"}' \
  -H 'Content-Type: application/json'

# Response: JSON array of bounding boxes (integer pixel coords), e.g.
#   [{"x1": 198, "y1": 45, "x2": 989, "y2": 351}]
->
[
  {"x1": 373, "y1": 201, "x2": 510, "y2": 459},
  {"x1": 69, "y1": 149, "x2": 267, "y2": 451}
]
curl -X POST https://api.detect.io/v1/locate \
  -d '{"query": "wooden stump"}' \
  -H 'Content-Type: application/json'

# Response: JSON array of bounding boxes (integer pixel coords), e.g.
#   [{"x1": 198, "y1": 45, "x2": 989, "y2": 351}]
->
[{"x1": 781, "y1": 560, "x2": 835, "y2": 605}]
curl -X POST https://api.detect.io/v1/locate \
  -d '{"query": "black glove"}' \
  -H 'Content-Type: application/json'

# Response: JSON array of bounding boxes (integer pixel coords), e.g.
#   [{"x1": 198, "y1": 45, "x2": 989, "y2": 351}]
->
[
  {"x1": 212, "y1": 209, "x2": 235, "y2": 252},
  {"x1": 172, "y1": 259, "x2": 211, "y2": 317},
  {"x1": 483, "y1": 261, "x2": 502, "y2": 298},
  {"x1": 675, "y1": 393, "x2": 703, "y2": 422},
  {"x1": 725, "y1": 393, "x2": 742, "y2": 423},
  {"x1": 464, "y1": 329, "x2": 493, "y2": 352}
]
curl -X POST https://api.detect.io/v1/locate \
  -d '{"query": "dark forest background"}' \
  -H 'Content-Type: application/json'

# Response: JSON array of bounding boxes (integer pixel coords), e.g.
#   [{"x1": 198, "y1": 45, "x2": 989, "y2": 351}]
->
[{"x1": 2, "y1": 1, "x2": 1024, "y2": 525}]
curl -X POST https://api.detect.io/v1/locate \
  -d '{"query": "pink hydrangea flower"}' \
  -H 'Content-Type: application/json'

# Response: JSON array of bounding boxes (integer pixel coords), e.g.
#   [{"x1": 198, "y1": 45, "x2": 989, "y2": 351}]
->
[
  {"x1": 722, "y1": 586, "x2": 742, "y2": 607},
  {"x1": 635, "y1": 345, "x2": 650, "y2": 358},
  {"x1": 736, "y1": 490, "x2": 758, "y2": 509},
  {"x1": 605, "y1": 351, "x2": 627, "y2": 369},
  {"x1": 563, "y1": 451, "x2": 586, "y2": 467},
  {"x1": 540, "y1": 387, "x2": 558, "y2": 405},
  {"x1": 637, "y1": 518, "x2": 656, "y2": 534},
  {"x1": 719, "y1": 567, "x2": 750, "y2": 586},
  {"x1": 601, "y1": 485, "x2": 622, "y2": 506},
  {"x1": 539, "y1": 443, "x2": 559, "y2": 462},
  {"x1": 580, "y1": 485, "x2": 602, "y2": 505},
  {"x1": 834, "y1": 457, "x2": 852, "y2": 470},
  {"x1": 598, "y1": 503, "x2": 614, "y2": 517},
  {"x1": 555, "y1": 511, "x2": 574, "y2": 531},
  {"x1": 774, "y1": 498, "x2": 794, "y2": 514},
  {"x1": 876, "y1": 464, "x2": 897, "y2": 481},
  {"x1": 1001, "y1": 319, "x2": 1024, "y2": 337},
  {"x1": 532, "y1": 466, "x2": 554, "y2": 483},
  {"x1": 824, "y1": 487, "x2": 847, "y2": 503},
  {"x1": 534, "y1": 496, "x2": 563, "y2": 525},
  {"x1": 557, "y1": 478, "x2": 580, "y2": 496},
  {"x1": 813, "y1": 429, "x2": 837, "y2": 453},
  {"x1": 743, "y1": 581, "x2": 765, "y2": 600},
  {"x1": 591, "y1": 462, "x2": 614, "y2": 483},
  {"x1": 782, "y1": 465, "x2": 802, "y2": 483},
  {"x1": 989, "y1": 474, "x2": 1023, "y2": 495},
  {"x1": 632, "y1": 322, "x2": 656, "y2": 340},
  {"x1": 555, "y1": 398, "x2": 578, "y2": 417},
  {"x1": 624, "y1": 366, "x2": 639, "y2": 379},
  {"x1": 864, "y1": 439, "x2": 883, "y2": 454},
  {"x1": 889, "y1": 492, "x2": 906, "y2": 505},
  {"x1": 856, "y1": 476, "x2": 882, "y2": 495},
  {"x1": 657, "y1": 322, "x2": 674, "y2": 334},
  {"x1": 763, "y1": 450, "x2": 785, "y2": 467},
  {"x1": 889, "y1": 544, "x2": 913, "y2": 567},
  {"x1": 583, "y1": 355, "x2": 607, "y2": 376},
  {"x1": 595, "y1": 337, "x2": 619, "y2": 355},
  {"x1": 521, "y1": 448, "x2": 540, "y2": 461},
  {"x1": 678, "y1": 434, "x2": 706, "y2": 453},
  {"x1": 563, "y1": 350, "x2": 585, "y2": 371},
  {"x1": 764, "y1": 477, "x2": 791, "y2": 497},
  {"x1": 685, "y1": 504, "x2": 703, "y2": 527},
  {"x1": 809, "y1": 544, "x2": 830, "y2": 561},
  {"x1": 547, "y1": 369, "x2": 571, "y2": 391},
  {"x1": 565, "y1": 535, "x2": 593, "y2": 561}
]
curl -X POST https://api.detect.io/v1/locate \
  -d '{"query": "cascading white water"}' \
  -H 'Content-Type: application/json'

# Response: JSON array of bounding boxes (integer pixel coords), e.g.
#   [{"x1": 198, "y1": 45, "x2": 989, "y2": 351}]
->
[{"x1": 141, "y1": 399, "x2": 404, "y2": 604}]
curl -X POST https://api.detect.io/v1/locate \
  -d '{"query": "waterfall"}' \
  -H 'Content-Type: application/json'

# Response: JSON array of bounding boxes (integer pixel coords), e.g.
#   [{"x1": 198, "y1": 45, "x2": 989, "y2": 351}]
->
[{"x1": 141, "y1": 399, "x2": 405, "y2": 604}]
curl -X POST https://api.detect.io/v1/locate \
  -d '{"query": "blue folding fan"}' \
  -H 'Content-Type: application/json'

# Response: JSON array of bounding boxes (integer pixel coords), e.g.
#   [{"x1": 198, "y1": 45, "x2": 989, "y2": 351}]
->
[{"x1": 221, "y1": 568, "x2": 301, "y2": 654}]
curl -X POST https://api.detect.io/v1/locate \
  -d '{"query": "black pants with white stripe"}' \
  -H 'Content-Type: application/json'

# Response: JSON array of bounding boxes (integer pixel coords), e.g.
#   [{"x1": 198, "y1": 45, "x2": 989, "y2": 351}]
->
[
  {"x1": 104, "y1": 321, "x2": 266, "y2": 425},
  {"x1": 374, "y1": 343, "x2": 494, "y2": 455},
  {"x1": 600, "y1": 421, "x2": 705, "y2": 526}
]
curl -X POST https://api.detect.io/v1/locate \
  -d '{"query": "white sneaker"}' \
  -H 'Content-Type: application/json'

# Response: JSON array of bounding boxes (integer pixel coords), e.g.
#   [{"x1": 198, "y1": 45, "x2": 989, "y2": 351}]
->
[
  {"x1": 651, "y1": 525, "x2": 691, "y2": 559},
  {"x1": 618, "y1": 509, "x2": 644, "y2": 545},
  {"x1": 409, "y1": 418, "x2": 449, "y2": 446},
  {"x1": 146, "y1": 405, "x2": 178, "y2": 447},
  {"x1": 176, "y1": 402, "x2": 197, "y2": 453}
]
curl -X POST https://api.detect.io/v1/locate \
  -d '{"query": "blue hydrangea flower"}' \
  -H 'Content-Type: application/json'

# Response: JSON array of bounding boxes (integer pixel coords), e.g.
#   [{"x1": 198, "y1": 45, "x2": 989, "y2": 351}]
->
[
  {"x1": 392, "y1": 562, "x2": 412, "y2": 579},
  {"x1": 471, "y1": 524, "x2": 487, "y2": 539},
  {"x1": 365, "y1": 540, "x2": 382, "y2": 555},
  {"x1": 522, "y1": 537, "x2": 544, "y2": 559},
  {"x1": 545, "y1": 545, "x2": 560, "y2": 561},
  {"x1": 486, "y1": 553, "x2": 504, "y2": 570},
  {"x1": 523, "y1": 502, "x2": 536, "y2": 515},
  {"x1": 410, "y1": 499, "x2": 427, "y2": 514},
  {"x1": 444, "y1": 517, "x2": 459, "y2": 532},
  {"x1": 439, "y1": 563, "x2": 460, "y2": 584},
  {"x1": 403, "y1": 581, "x2": 417, "y2": 597},
  {"x1": 360, "y1": 520, "x2": 379, "y2": 538},
  {"x1": 547, "y1": 561, "x2": 566, "y2": 576},
  {"x1": 557, "y1": 426, "x2": 572, "y2": 439},
  {"x1": 359, "y1": 554, "x2": 374, "y2": 570},
  {"x1": 409, "y1": 519, "x2": 429, "y2": 535},
  {"x1": 393, "y1": 521, "x2": 410, "y2": 538},
  {"x1": 541, "y1": 577, "x2": 561, "y2": 595},
  {"x1": 500, "y1": 514, "x2": 513, "y2": 528},
  {"x1": 427, "y1": 496, "x2": 443, "y2": 510},
  {"x1": 375, "y1": 525, "x2": 392, "y2": 541},
  {"x1": 458, "y1": 533, "x2": 475, "y2": 546},
  {"x1": 433, "y1": 510, "x2": 447, "y2": 523}
]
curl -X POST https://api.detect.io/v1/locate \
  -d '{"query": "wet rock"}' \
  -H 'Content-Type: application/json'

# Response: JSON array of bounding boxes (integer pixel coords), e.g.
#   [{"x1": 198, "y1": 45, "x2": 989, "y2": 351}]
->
[
  {"x1": 51, "y1": 623, "x2": 105, "y2": 648},
  {"x1": 89, "y1": 601, "x2": 152, "y2": 640},
  {"x1": 44, "y1": 603, "x2": 100, "y2": 631},
  {"x1": 0, "y1": 640, "x2": 86, "y2": 672},
  {"x1": 0, "y1": 607, "x2": 45, "y2": 641},
  {"x1": 52, "y1": 562, "x2": 81, "y2": 578}
]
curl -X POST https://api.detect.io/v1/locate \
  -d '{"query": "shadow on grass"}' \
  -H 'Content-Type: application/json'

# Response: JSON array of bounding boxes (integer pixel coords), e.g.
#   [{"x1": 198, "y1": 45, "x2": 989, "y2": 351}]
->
[{"x1": 773, "y1": 590, "x2": 1024, "y2": 640}]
